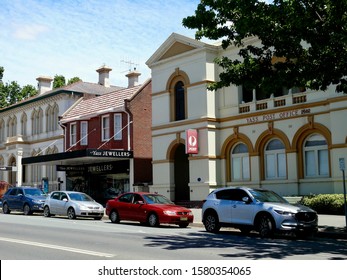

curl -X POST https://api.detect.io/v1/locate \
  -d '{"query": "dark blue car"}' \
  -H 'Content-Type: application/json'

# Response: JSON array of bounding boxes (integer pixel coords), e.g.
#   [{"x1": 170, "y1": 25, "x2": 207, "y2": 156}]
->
[{"x1": 1, "y1": 187, "x2": 46, "y2": 215}]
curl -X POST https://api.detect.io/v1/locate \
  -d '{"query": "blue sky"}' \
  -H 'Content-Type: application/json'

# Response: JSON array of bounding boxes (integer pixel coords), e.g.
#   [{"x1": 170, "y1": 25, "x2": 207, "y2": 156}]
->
[{"x1": 0, "y1": 0, "x2": 202, "y2": 88}]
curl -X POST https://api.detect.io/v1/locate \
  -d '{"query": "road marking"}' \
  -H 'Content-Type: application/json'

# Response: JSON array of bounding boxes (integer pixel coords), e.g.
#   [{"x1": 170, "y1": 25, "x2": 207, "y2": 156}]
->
[{"x1": 0, "y1": 237, "x2": 115, "y2": 258}]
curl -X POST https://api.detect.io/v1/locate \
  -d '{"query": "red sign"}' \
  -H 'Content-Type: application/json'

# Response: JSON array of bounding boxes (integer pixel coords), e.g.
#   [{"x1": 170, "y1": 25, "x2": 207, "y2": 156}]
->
[{"x1": 186, "y1": 129, "x2": 198, "y2": 154}]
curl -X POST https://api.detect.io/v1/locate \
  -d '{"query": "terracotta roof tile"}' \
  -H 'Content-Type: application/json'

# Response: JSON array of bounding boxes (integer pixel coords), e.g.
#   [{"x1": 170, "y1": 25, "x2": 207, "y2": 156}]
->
[{"x1": 61, "y1": 85, "x2": 142, "y2": 122}]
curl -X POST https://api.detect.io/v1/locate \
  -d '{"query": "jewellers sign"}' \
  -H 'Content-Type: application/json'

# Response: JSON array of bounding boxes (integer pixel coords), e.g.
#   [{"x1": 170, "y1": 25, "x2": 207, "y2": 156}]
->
[
  {"x1": 86, "y1": 149, "x2": 133, "y2": 158},
  {"x1": 186, "y1": 129, "x2": 199, "y2": 154}
]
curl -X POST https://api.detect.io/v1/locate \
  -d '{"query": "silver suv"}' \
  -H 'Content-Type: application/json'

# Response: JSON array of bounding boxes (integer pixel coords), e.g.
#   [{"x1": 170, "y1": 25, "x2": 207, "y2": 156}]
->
[{"x1": 202, "y1": 187, "x2": 318, "y2": 238}]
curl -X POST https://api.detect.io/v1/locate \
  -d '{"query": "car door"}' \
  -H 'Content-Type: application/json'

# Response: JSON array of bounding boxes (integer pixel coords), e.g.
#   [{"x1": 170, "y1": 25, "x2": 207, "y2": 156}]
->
[
  {"x1": 127, "y1": 193, "x2": 146, "y2": 221},
  {"x1": 57, "y1": 192, "x2": 70, "y2": 215},
  {"x1": 214, "y1": 189, "x2": 233, "y2": 223},
  {"x1": 48, "y1": 192, "x2": 61, "y2": 214},
  {"x1": 229, "y1": 189, "x2": 255, "y2": 225},
  {"x1": 116, "y1": 193, "x2": 134, "y2": 220},
  {"x1": 6, "y1": 188, "x2": 19, "y2": 209},
  {"x1": 16, "y1": 188, "x2": 25, "y2": 210}
]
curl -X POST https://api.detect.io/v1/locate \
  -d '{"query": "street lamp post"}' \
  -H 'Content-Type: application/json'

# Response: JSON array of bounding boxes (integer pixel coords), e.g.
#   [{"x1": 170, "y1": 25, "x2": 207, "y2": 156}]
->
[{"x1": 339, "y1": 158, "x2": 347, "y2": 231}]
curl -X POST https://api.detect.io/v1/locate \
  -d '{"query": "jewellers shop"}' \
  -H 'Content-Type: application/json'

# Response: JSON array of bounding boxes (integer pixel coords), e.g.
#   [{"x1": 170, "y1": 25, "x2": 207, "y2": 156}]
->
[{"x1": 22, "y1": 148, "x2": 134, "y2": 205}]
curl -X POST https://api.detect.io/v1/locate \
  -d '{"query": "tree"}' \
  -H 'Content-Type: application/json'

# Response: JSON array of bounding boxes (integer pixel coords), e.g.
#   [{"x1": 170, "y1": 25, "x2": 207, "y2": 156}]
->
[
  {"x1": 68, "y1": 77, "x2": 82, "y2": 85},
  {"x1": 0, "y1": 66, "x2": 4, "y2": 83},
  {"x1": 182, "y1": 0, "x2": 347, "y2": 94},
  {"x1": 21, "y1": 85, "x2": 37, "y2": 99},
  {"x1": 0, "y1": 66, "x2": 38, "y2": 108},
  {"x1": 53, "y1": 75, "x2": 66, "y2": 89}
]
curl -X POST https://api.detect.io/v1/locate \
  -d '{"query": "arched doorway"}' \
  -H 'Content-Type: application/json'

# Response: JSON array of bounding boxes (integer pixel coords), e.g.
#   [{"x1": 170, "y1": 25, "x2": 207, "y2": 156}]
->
[
  {"x1": 8, "y1": 156, "x2": 16, "y2": 186},
  {"x1": 174, "y1": 144, "x2": 190, "y2": 202}
]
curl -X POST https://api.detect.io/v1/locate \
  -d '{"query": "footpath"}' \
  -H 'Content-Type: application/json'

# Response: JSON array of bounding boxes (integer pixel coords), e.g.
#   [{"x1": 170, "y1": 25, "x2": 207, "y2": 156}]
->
[{"x1": 189, "y1": 208, "x2": 347, "y2": 239}]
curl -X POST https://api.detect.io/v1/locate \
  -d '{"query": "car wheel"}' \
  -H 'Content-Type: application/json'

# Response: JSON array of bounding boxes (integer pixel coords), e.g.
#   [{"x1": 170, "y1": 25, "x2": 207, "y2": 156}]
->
[
  {"x1": 2, "y1": 203, "x2": 10, "y2": 214},
  {"x1": 67, "y1": 207, "x2": 76, "y2": 219},
  {"x1": 147, "y1": 213, "x2": 159, "y2": 227},
  {"x1": 110, "y1": 210, "x2": 120, "y2": 223},
  {"x1": 23, "y1": 204, "x2": 32, "y2": 215},
  {"x1": 179, "y1": 223, "x2": 189, "y2": 228},
  {"x1": 43, "y1": 206, "x2": 51, "y2": 217},
  {"x1": 257, "y1": 214, "x2": 275, "y2": 238},
  {"x1": 204, "y1": 211, "x2": 221, "y2": 233}
]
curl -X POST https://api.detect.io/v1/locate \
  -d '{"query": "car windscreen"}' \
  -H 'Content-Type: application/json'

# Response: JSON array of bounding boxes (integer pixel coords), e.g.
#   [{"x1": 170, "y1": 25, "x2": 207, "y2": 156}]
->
[
  {"x1": 68, "y1": 193, "x2": 93, "y2": 201},
  {"x1": 23, "y1": 188, "x2": 45, "y2": 196},
  {"x1": 249, "y1": 189, "x2": 288, "y2": 203},
  {"x1": 143, "y1": 194, "x2": 174, "y2": 205}
]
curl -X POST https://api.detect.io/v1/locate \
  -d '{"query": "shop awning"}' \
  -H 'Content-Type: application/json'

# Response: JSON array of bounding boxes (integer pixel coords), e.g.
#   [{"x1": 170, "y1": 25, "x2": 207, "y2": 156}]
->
[{"x1": 22, "y1": 148, "x2": 133, "y2": 166}]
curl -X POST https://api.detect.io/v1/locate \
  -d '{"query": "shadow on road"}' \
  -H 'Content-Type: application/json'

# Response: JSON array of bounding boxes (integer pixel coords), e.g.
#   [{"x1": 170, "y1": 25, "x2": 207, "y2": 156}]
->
[{"x1": 144, "y1": 230, "x2": 347, "y2": 260}]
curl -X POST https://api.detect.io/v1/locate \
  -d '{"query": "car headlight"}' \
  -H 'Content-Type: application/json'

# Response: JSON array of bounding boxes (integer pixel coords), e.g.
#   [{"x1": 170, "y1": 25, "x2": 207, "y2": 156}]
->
[
  {"x1": 274, "y1": 209, "x2": 295, "y2": 216},
  {"x1": 33, "y1": 199, "x2": 43, "y2": 204},
  {"x1": 163, "y1": 210, "x2": 177, "y2": 216},
  {"x1": 79, "y1": 205, "x2": 89, "y2": 210}
]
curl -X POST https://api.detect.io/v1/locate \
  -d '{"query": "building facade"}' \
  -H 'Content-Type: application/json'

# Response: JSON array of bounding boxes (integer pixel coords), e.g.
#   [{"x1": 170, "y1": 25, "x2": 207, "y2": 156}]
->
[
  {"x1": 146, "y1": 33, "x2": 347, "y2": 203},
  {"x1": 22, "y1": 68, "x2": 152, "y2": 204},
  {"x1": 1, "y1": 65, "x2": 145, "y2": 197},
  {"x1": 57, "y1": 73, "x2": 152, "y2": 204}
]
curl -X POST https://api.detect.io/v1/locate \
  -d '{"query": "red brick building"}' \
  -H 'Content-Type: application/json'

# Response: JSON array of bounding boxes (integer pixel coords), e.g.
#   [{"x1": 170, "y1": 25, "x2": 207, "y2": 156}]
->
[
  {"x1": 58, "y1": 69, "x2": 152, "y2": 204},
  {"x1": 24, "y1": 67, "x2": 152, "y2": 204}
]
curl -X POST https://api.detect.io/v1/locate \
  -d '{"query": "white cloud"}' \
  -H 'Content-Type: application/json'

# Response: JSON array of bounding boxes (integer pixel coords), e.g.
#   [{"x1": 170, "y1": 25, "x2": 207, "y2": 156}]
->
[{"x1": 13, "y1": 24, "x2": 49, "y2": 40}]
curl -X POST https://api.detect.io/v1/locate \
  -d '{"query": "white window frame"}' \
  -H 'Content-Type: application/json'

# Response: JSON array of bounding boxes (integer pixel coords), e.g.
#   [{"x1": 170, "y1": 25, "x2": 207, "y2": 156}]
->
[
  {"x1": 80, "y1": 121, "x2": 88, "y2": 145},
  {"x1": 70, "y1": 123, "x2": 77, "y2": 146},
  {"x1": 304, "y1": 134, "x2": 329, "y2": 178},
  {"x1": 102, "y1": 115, "x2": 110, "y2": 141},
  {"x1": 231, "y1": 143, "x2": 250, "y2": 181},
  {"x1": 114, "y1": 114, "x2": 122, "y2": 140},
  {"x1": 264, "y1": 139, "x2": 287, "y2": 180}
]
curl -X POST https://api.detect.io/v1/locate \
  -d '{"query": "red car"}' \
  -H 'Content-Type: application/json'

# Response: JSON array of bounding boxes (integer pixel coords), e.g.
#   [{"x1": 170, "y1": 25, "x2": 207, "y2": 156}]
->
[{"x1": 105, "y1": 192, "x2": 194, "y2": 228}]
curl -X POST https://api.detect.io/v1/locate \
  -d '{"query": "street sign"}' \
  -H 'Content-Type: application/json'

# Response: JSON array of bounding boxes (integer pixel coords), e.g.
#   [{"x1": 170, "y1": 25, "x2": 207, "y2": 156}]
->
[{"x1": 339, "y1": 158, "x2": 345, "y2": 171}]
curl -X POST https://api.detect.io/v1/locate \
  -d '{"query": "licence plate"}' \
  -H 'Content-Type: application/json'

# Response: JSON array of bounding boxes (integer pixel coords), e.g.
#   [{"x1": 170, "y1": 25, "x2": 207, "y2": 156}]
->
[{"x1": 180, "y1": 217, "x2": 188, "y2": 221}]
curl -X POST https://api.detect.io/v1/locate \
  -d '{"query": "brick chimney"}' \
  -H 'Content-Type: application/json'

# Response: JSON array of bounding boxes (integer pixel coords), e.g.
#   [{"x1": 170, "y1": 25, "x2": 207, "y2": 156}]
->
[
  {"x1": 126, "y1": 69, "x2": 141, "y2": 88},
  {"x1": 96, "y1": 65, "x2": 112, "y2": 87},
  {"x1": 36, "y1": 76, "x2": 53, "y2": 95}
]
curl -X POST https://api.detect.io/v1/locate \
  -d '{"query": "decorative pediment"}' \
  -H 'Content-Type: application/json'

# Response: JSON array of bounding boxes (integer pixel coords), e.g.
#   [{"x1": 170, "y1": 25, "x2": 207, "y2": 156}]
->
[
  {"x1": 146, "y1": 33, "x2": 218, "y2": 66},
  {"x1": 159, "y1": 41, "x2": 196, "y2": 61}
]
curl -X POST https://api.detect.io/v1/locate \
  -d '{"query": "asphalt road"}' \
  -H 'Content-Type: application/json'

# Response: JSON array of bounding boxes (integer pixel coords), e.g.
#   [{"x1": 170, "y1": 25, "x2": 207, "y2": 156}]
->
[{"x1": 0, "y1": 213, "x2": 347, "y2": 260}]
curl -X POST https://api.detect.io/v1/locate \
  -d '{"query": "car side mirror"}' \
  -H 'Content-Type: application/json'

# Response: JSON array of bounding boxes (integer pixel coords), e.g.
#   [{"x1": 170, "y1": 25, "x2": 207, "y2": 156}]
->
[
  {"x1": 62, "y1": 198, "x2": 68, "y2": 202},
  {"x1": 135, "y1": 201, "x2": 144, "y2": 205},
  {"x1": 242, "y1": 197, "x2": 251, "y2": 204}
]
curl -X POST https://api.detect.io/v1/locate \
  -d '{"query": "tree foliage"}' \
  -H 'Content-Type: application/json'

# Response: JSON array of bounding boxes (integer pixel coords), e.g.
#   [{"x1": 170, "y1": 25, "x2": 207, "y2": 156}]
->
[
  {"x1": 0, "y1": 66, "x2": 38, "y2": 108},
  {"x1": 53, "y1": 75, "x2": 82, "y2": 88},
  {"x1": 68, "y1": 77, "x2": 82, "y2": 85},
  {"x1": 182, "y1": 0, "x2": 347, "y2": 94},
  {"x1": 53, "y1": 75, "x2": 66, "y2": 89}
]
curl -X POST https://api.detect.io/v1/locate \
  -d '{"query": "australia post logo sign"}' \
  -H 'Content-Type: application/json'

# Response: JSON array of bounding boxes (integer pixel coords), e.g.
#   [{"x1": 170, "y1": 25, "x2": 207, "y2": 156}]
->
[{"x1": 186, "y1": 129, "x2": 198, "y2": 154}]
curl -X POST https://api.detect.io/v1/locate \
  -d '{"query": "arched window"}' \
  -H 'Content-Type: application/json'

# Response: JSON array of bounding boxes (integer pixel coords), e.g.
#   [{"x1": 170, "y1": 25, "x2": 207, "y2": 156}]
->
[
  {"x1": 265, "y1": 139, "x2": 286, "y2": 179},
  {"x1": 53, "y1": 104, "x2": 59, "y2": 131},
  {"x1": 0, "y1": 119, "x2": 5, "y2": 142},
  {"x1": 46, "y1": 103, "x2": 59, "y2": 132},
  {"x1": 46, "y1": 105, "x2": 53, "y2": 132},
  {"x1": 304, "y1": 134, "x2": 329, "y2": 177},
  {"x1": 38, "y1": 108, "x2": 43, "y2": 133},
  {"x1": 231, "y1": 143, "x2": 250, "y2": 181},
  {"x1": 21, "y1": 113, "x2": 27, "y2": 136},
  {"x1": 174, "y1": 81, "x2": 185, "y2": 121},
  {"x1": 7, "y1": 116, "x2": 17, "y2": 137}
]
